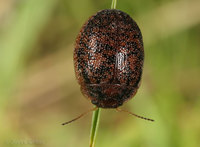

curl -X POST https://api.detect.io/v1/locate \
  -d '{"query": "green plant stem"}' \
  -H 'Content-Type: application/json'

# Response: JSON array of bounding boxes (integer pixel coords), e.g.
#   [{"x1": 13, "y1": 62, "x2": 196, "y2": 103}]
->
[
  {"x1": 89, "y1": 108, "x2": 101, "y2": 147},
  {"x1": 89, "y1": 1, "x2": 117, "y2": 147},
  {"x1": 111, "y1": 0, "x2": 117, "y2": 9}
]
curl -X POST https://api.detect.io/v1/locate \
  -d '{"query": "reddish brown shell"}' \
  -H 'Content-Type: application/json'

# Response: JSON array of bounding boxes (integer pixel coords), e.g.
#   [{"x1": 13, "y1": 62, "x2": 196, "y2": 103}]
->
[{"x1": 74, "y1": 9, "x2": 144, "y2": 108}]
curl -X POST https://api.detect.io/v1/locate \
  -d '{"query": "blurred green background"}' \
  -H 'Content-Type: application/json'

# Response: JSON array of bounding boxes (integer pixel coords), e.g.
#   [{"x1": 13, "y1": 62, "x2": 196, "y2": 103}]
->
[{"x1": 0, "y1": 0, "x2": 200, "y2": 146}]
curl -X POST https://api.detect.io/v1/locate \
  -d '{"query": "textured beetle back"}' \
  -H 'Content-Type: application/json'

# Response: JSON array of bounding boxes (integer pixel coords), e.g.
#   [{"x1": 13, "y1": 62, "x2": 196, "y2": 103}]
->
[{"x1": 74, "y1": 9, "x2": 144, "y2": 108}]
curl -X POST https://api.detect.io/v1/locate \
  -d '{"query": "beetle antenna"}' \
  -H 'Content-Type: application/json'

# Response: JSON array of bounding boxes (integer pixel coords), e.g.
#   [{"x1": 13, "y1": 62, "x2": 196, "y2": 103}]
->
[
  {"x1": 62, "y1": 107, "x2": 98, "y2": 125},
  {"x1": 116, "y1": 108, "x2": 154, "y2": 122}
]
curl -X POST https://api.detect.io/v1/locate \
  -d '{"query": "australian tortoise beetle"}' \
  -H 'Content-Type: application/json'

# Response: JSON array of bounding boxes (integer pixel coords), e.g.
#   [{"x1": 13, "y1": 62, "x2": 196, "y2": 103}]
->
[{"x1": 63, "y1": 9, "x2": 154, "y2": 125}]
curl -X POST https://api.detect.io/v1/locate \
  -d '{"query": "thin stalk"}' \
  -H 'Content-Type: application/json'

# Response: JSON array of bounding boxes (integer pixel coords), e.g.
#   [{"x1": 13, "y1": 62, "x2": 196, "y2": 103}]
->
[
  {"x1": 89, "y1": 1, "x2": 117, "y2": 146},
  {"x1": 111, "y1": 0, "x2": 117, "y2": 9},
  {"x1": 89, "y1": 108, "x2": 101, "y2": 147}
]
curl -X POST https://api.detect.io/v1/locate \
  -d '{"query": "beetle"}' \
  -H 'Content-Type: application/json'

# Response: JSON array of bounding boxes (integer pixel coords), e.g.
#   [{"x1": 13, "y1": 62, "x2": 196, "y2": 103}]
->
[{"x1": 63, "y1": 9, "x2": 153, "y2": 125}]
